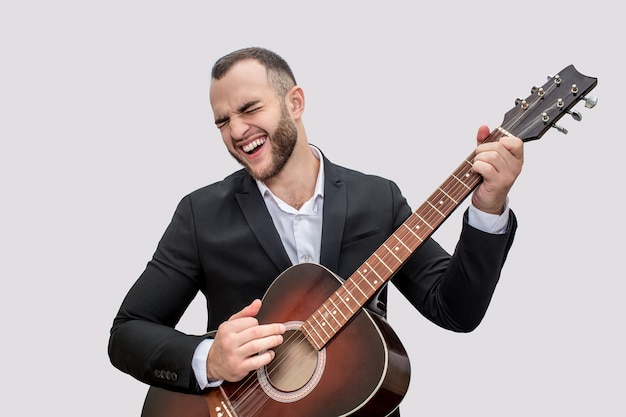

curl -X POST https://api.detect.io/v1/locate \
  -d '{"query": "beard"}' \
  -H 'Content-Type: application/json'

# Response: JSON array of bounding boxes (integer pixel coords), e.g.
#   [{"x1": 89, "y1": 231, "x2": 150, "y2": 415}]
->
[{"x1": 229, "y1": 105, "x2": 297, "y2": 181}]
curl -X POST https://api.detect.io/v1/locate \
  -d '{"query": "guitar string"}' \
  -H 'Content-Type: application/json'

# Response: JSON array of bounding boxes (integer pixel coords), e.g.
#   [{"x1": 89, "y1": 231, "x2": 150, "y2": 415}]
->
[
  {"x1": 228, "y1": 329, "x2": 325, "y2": 416},
  {"x1": 227, "y1": 327, "x2": 312, "y2": 410},
  {"x1": 224, "y1": 135, "x2": 504, "y2": 415},
  {"x1": 502, "y1": 76, "x2": 567, "y2": 140},
  {"x1": 228, "y1": 278, "x2": 393, "y2": 413},
  {"x1": 223, "y1": 78, "x2": 565, "y2": 414},
  {"x1": 225, "y1": 147, "x2": 493, "y2": 413},
  {"x1": 224, "y1": 158, "x2": 486, "y2": 415}
]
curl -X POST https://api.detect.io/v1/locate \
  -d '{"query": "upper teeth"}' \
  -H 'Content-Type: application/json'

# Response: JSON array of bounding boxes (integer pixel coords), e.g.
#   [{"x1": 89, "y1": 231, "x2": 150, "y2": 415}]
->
[{"x1": 242, "y1": 138, "x2": 265, "y2": 153}]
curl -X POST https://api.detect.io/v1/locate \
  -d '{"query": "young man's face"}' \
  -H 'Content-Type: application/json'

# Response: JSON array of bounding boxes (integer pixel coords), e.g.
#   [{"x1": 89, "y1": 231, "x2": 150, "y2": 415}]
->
[{"x1": 210, "y1": 59, "x2": 297, "y2": 181}]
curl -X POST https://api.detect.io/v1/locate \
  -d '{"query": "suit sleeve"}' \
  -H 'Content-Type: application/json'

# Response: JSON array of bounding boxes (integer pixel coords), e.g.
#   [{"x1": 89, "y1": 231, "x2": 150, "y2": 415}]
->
[
  {"x1": 390, "y1": 181, "x2": 517, "y2": 332},
  {"x1": 108, "y1": 195, "x2": 209, "y2": 393}
]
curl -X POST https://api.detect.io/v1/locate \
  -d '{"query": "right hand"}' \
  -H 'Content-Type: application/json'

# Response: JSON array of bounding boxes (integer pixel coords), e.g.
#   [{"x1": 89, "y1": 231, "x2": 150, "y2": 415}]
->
[{"x1": 206, "y1": 299, "x2": 286, "y2": 382}]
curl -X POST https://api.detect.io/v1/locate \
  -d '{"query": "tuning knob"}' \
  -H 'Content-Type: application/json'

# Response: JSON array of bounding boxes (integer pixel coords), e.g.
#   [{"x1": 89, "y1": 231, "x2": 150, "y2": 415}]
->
[
  {"x1": 552, "y1": 124, "x2": 569, "y2": 134},
  {"x1": 583, "y1": 95, "x2": 598, "y2": 108},
  {"x1": 567, "y1": 109, "x2": 583, "y2": 121}
]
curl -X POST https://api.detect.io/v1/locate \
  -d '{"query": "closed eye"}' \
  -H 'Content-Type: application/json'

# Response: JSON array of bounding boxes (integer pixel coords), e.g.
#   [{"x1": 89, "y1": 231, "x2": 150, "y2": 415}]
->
[
  {"x1": 215, "y1": 100, "x2": 262, "y2": 129},
  {"x1": 215, "y1": 119, "x2": 229, "y2": 129}
]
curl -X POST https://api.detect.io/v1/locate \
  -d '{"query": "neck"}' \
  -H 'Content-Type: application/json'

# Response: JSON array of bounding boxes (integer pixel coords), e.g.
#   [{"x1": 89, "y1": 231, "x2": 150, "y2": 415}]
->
[{"x1": 265, "y1": 141, "x2": 320, "y2": 209}]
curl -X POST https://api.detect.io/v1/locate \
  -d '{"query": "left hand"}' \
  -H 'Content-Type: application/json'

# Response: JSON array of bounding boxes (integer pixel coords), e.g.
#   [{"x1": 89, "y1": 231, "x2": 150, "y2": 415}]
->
[{"x1": 470, "y1": 125, "x2": 524, "y2": 214}]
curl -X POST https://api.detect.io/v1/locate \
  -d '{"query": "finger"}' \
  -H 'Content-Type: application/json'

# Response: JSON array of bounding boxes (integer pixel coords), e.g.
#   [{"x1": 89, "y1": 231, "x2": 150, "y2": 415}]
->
[
  {"x1": 229, "y1": 299, "x2": 262, "y2": 320},
  {"x1": 498, "y1": 135, "x2": 524, "y2": 161},
  {"x1": 239, "y1": 321, "x2": 285, "y2": 346},
  {"x1": 241, "y1": 349, "x2": 276, "y2": 372},
  {"x1": 238, "y1": 330, "x2": 285, "y2": 358},
  {"x1": 476, "y1": 125, "x2": 490, "y2": 144},
  {"x1": 219, "y1": 316, "x2": 261, "y2": 335},
  {"x1": 475, "y1": 139, "x2": 520, "y2": 168}
]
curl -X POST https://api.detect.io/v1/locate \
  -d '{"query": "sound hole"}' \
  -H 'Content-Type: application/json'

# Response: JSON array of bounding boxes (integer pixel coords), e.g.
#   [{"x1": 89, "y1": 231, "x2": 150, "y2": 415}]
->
[{"x1": 265, "y1": 329, "x2": 319, "y2": 392}]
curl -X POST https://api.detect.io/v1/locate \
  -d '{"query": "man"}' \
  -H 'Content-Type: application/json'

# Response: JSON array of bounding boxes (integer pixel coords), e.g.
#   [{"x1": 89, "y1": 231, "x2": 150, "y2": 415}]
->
[{"x1": 109, "y1": 47, "x2": 523, "y2": 415}]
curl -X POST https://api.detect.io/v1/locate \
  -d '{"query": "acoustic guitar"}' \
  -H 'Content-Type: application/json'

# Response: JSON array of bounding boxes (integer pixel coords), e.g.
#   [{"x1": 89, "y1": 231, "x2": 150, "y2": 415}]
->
[{"x1": 140, "y1": 65, "x2": 597, "y2": 417}]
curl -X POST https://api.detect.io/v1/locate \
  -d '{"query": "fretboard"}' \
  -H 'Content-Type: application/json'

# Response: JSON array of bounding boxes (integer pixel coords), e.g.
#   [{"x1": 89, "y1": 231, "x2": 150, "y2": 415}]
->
[{"x1": 301, "y1": 129, "x2": 508, "y2": 350}]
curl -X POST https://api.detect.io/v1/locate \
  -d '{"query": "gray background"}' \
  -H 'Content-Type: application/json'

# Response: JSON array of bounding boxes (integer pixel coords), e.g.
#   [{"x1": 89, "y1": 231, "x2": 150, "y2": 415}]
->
[{"x1": 2, "y1": 1, "x2": 624, "y2": 416}]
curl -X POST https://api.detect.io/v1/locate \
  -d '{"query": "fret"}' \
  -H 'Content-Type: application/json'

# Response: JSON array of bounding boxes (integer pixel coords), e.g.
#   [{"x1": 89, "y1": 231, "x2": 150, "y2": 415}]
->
[
  {"x1": 419, "y1": 202, "x2": 445, "y2": 224},
  {"x1": 342, "y1": 285, "x2": 362, "y2": 307},
  {"x1": 309, "y1": 321, "x2": 324, "y2": 341},
  {"x1": 443, "y1": 179, "x2": 469, "y2": 203},
  {"x1": 452, "y1": 160, "x2": 477, "y2": 186},
  {"x1": 401, "y1": 222, "x2": 423, "y2": 241},
  {"x1": 383, "y1": 242, "x2": 403, "y2": 263},
  {"x1": 365, "y1": 261, "x2": 384, "y2": 282},
  {"x1": 374, "y1": 252, "x2": 394, "y2": 273},
  {"x1": 393, "y1": 233, "x2": 413, "y2": 252},
  {"x1": 357, "y1": 268, "x2": 377, "y2": 291},
  {"x1": 438, "y1": 187, "x2": 459, "y2": 205},
  {"x1": 414, "y1": 213, "x2": 434, "y2": 230},
  {"x1": 335, "y1": 289, "x2": 355, "y2": 314},
  {"x1": 302, "y1": 323, "x2": 318, "y2": 347},
  {"x1": 451, "y1": 173, "x2": 472, "y2": 190},
  {"x1": 300, "y1": 323, "x2": 313, "y2": 340},
  {"x1": 425, "y1": 200, "x2": 446, "y2": 218},
  {"x1": 347, "y1": 275, "x2": 369, "y2": 300},
  {"x1": 329, "y1": 296, "x2": 348, "y2": 321},
  {"x1": 312, "y1": 312, "x2": 331, "y2": 338},
  {"x1": 323, "y1": 303, "x2": 342, "y2": 327},
  {"x1": 426, "y1": 196, "x2": 446, "y2": 217},
  {"x1": 319, "y1": 305, "x2": 340, "y2": 331},
  {"x1": 302, "y1": 322, "x2": 324, "y2": 350}
]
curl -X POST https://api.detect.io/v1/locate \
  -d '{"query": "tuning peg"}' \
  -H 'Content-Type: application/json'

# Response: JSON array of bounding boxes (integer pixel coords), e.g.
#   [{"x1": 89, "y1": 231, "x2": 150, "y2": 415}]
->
[
  {"x1": 546, "y1": 74, "x2": 562, "y2": 85},
  {"x1": 567, "y1": 109, "x2": 583, "y2": 121},
  {"x1": 515, "y1": 98, "x2": 529, "y2": 109},
  {"x1": 583, "y1": 95, "x2": 598, "y2": 108},
  {"x1": 552, "y1": 124, "x2": 569, "y2": 135}
]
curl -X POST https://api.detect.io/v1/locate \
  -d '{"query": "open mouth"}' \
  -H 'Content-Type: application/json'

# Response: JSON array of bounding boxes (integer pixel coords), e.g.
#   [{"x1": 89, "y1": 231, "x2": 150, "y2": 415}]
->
[{"x1": 242, "y1": 138, "x2": 266, "y2": 155}]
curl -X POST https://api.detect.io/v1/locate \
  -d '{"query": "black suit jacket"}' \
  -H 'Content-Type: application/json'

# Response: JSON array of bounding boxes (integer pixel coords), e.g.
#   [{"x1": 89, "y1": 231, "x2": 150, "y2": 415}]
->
[{"x1": 109, "y1": 154, "x2": 516, "y2": 395}]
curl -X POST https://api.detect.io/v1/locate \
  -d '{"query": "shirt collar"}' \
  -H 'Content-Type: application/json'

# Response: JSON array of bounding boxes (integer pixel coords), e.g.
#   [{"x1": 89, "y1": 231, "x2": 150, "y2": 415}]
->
[{"x1": 255, "y1": 145, "x2": 325, "y2": 213}]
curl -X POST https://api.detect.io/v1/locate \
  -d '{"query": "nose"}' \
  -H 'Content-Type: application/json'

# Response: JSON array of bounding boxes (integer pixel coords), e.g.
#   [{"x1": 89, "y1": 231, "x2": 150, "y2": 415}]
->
[{"x1": 228, "y1": 115, "x2": 249, "y2": 141}]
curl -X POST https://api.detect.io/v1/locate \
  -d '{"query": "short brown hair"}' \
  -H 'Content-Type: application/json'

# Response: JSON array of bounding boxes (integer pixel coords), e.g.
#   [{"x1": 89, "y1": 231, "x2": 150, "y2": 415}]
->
[{"x1": 211, "y1": 47, "x2": 297, "y2": 98}]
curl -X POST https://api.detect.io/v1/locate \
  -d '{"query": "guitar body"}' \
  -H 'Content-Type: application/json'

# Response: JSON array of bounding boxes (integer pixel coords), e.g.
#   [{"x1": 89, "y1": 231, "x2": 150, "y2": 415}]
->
[{"x1": 142, "y1": 263, "x2": 411, "y2": 417}]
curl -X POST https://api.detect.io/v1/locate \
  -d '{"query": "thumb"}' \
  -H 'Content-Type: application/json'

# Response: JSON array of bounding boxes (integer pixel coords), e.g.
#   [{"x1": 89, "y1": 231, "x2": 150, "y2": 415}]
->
[{"x1": 229, "y1": 299, "x2": 262, "y2": 320}]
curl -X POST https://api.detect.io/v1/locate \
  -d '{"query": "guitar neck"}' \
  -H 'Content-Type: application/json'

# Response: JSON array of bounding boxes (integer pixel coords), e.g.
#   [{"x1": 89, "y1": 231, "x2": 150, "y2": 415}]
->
[
  {"x1": 300, "y1": 64, "x2": 599, "y2": 351},
  {"x1": 301, "y1": 129, "x2": 509, "y2": 350}
]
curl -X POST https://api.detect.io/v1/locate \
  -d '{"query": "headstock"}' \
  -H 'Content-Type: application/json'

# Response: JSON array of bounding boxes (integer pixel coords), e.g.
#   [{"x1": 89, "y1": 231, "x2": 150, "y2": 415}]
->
[{"x1": 501, "y1": 65, "x2": 598, "y2": 142}]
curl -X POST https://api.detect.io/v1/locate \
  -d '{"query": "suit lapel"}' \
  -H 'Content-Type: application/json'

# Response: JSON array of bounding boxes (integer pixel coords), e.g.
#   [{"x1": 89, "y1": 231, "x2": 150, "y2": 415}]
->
[
  {"x1": 320, "y1": 158, "x2": 347, "y2": 274},
  {"x1": 235, "y1": 174, "x2": 292, "y2": 273},
  {"x1": 234, "y1": 156, "x2": 348, "y2": 275}
]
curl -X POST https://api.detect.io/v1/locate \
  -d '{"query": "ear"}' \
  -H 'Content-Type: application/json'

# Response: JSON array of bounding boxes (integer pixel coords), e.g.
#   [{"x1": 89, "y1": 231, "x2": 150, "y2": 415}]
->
[{"x1": 285, "y1": 86, "x2": 305, "y2": 120}]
